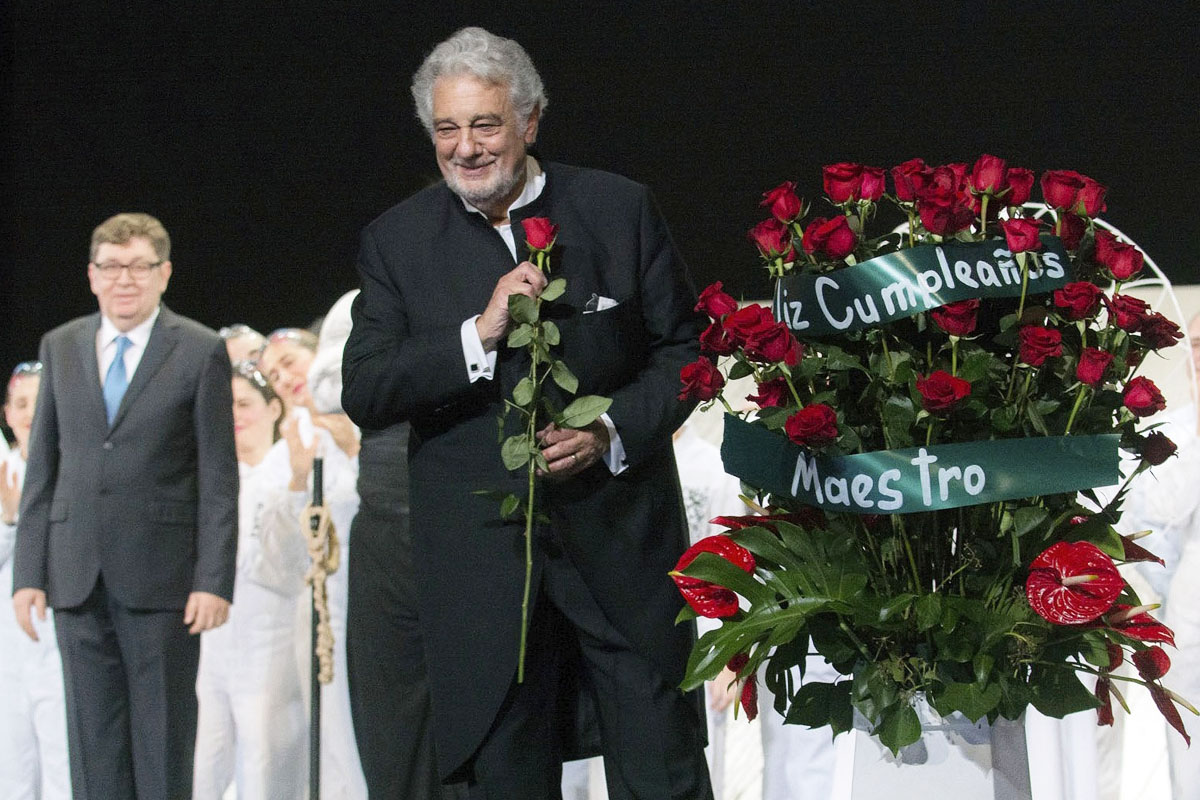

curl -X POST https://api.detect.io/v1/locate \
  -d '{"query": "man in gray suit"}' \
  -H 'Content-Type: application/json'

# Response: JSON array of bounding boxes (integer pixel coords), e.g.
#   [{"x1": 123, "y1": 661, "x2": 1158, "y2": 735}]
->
[{"x1": 12, "y1": 213, "x2": 238, "y2": 799}]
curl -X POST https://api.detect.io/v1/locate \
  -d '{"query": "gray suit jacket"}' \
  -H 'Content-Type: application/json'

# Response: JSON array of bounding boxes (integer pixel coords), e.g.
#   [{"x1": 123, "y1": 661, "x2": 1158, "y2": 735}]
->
[{"x1": 13, "y1": 305, "x2": 238, "y2": 610}]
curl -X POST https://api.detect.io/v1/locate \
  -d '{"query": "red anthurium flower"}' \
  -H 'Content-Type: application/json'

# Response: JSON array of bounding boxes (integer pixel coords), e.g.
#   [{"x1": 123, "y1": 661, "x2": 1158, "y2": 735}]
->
[
  {"x1": 1005, "y1": 168, "x2": 1035, "y2": 206},
  {"x1": 748, "y1": 218, "x2": 796, "y2": 261},
  {"x1": 521, "y1": 217, "x2": 558, "y2": 251},
  {"x1": 1000, "y1": 218, "x2": 1043, "y2": 253},
  {"x1": 678, "y1": 358, "x2": 724, "y2": 402},
  {"x1": 784, "y1": 404, "x2": 839, "y2": 448},
  {"x1": 1106, "y1": 642, "x2": 1124, "y2": 671},
  {"x1": 1149, "y1": 684, "x2": 1192, "y2": 747},
  {"x1": 724, "y1": 653, "x2": 760, "y2": 721},
  {"x1": 746, "y1": 378, "x2": 790, "y2": 408},
  {"x1": 711, "y1": 509, "x2": 828, "y2": 534},
  {"x1": 931, "y1": 299, "x2": 979, "y2": 336},
  {"x1": 1133, "y1": 646, "x2": 1171, "y2": 681},
  {"x1": 1018, "y1": 325, "x2": 1063, "y2": 367},
  {"x1": 695, "y1": 281, "x2": 740, "y2": 319},
  {"x1": 1106, "y1": 604, "x2": 1176, "y2": 646},
  {"x1": 1025, "y1": 541, "x2": 1124, "y2": 624},
  {"x1": 1123, "y1": 376, "x2": 1167, "y2": 418},
  {"x1": 761, "y1": 181, "x2": 805, "y2": 224},
  {"x1": 916, "y1": 371, "x2": 972, "y2": 413},
  {"x1": 1053, "y1": 281, "x2": 1103, "y2": 321},
  {"x1": 1120, "y1": 532, "x2": 1165, "y2": 566},
  {"x1": 1096, "y1": 677, "x2": 1115, "y2": 726},
  {"x1": 672, "y1": 535, "x2": 756, "y2": 618}
]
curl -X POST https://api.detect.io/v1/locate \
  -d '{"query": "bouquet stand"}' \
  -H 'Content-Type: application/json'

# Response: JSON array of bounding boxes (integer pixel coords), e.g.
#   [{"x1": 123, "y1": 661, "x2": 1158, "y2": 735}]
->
[{"x1": 832, "y1": 698, "x2": 1031, "y2": 800}]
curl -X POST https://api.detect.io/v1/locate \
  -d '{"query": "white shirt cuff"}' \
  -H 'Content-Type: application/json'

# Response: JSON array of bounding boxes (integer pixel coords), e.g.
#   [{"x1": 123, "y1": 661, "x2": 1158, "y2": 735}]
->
[
  {"x1": 461, "y1": 316, "x2": 498, "y2": 383},
  {"x1": 600, "y1": 413, "x2": 628, "y2": 475}
]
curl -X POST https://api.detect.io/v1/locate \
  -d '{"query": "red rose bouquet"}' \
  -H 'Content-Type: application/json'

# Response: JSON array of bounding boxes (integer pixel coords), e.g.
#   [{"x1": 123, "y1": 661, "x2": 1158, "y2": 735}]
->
[{"x1": 674, "y1": 155, "x2": 1193, "y2": 752}]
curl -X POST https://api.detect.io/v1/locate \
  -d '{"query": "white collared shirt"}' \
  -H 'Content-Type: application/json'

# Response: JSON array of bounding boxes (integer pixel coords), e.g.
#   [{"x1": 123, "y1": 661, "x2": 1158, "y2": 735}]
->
[{"x1": 97, "y1": 306, "x2": 161, "y2": 388}]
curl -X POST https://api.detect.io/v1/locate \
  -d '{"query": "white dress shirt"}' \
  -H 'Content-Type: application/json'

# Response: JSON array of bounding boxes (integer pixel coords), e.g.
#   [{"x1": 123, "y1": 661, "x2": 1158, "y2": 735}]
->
[{"x1": 96, "y1": 306, "x2": 161, "y2": 388}]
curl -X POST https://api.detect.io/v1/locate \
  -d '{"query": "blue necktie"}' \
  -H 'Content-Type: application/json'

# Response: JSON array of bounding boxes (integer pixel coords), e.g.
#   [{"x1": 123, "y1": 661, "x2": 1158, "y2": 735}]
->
[{"x1": 104, "y1": 335, "x2": 132, "y2": 425}]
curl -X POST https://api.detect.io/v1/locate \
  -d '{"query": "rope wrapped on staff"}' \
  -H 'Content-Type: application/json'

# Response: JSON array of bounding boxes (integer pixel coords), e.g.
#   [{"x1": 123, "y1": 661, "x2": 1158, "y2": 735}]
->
[{"x1": 301, "y1": 501, "x2": 340, "y2": 684}]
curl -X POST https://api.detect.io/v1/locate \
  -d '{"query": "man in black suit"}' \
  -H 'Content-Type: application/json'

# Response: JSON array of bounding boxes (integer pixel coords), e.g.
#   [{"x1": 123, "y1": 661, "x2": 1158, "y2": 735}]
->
[
  {"x1": 342, "y1": 27, "x2": 712, "y2": 800},
  {"x1": 12, "y1": 212, "x2": 238, "y2": 799}
]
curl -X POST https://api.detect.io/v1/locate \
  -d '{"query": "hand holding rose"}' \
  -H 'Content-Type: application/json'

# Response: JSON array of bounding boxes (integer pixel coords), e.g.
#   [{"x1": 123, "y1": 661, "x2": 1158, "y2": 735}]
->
[
  {"x1": 536, "y1": 419, "x2": 610, "y2": 479},
  {"x1": 476, "y1": 261, "x2": 548, "y2": 352}
]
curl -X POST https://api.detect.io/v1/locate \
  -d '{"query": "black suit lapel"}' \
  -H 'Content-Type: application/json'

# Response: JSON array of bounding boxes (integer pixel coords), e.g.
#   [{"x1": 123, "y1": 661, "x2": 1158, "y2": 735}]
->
[
  {"x1": 77, "y1": 314, "x2": 109, "y2": 429},
  {"x1": 110, "y1": 308, "x2": 180, "y2": 431}
]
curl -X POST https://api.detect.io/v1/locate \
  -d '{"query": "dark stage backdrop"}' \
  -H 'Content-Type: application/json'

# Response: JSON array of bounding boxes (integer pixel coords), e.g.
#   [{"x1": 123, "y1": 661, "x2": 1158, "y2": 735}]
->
[{"x1": 2, "y1": 3, "x2": 1198, "y2": 388}]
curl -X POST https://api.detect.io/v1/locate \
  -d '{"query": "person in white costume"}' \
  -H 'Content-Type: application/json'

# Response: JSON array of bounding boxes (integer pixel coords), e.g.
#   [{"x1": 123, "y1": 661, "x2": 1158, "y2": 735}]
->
[
  {"x1": 0, "y1": 361, "x2": 71, "y2": 799},
  {"x1": 259, "y1": 327, "x2": 366, "y2": 799},
  {"x1": 193, "y1": 363, "x2": 308, "y2": 799}
]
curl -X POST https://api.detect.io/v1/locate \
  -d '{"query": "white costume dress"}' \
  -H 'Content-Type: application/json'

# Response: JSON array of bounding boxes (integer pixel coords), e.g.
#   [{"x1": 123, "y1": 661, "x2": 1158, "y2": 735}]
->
[
  {"x1": 193, "y1": 440, "x2": 308, "y2": 799},
  {"x1": 0, "y1": 449, "x2": 72, "y2": 799}
]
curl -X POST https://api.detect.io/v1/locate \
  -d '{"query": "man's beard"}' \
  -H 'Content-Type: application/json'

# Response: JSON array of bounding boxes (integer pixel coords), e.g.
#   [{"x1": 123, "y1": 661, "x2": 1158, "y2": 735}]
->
[{"x1": 445, "y1": 157, "x2": 526, "y2": 212}]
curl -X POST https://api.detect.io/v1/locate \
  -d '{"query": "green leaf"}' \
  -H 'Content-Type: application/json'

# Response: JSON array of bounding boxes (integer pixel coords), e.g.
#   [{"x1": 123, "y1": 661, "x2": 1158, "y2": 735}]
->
[
  {"x1": 542, "y1": 320, "x2": 561, "y2": 346},
  {"x1": 675, "y1": 604, "x2": 698, "y2": 624},
  {"x1": 507, "y1": 323, "x2": 534, "y2": 348},
  {"x1": 508, "y1": 293, "x2": 538, "y2": 325},
  {"x1": 931, "y1": 681, "x2": 1001, "y2": 722},
  {"x1": 500, "y1": 493, "x2": 521, "y2": 518},
  {"x1": 679, "y1": 552, "x2": 772, "y2": 607},
  {"x1": 915, "y1": 593, "x2": 943, "y2": 632},
  {"x1": 1029, "y1": 667, "x2": 1100, "y2": 718},
  {"x1": 551, "y1": 360, "x2": 579, "y2": 394},
  {"x1": 540, "y1": 277, "x2": 566, "y2": 302},
  {"x1": 557, "y1": 395, "x2": 613, "y2": 428},
  {"x1": 1012, "y1": 506, "x2": 1049, "y2": 539},
  {"x1": 513, "y1": 377, "x2": 535, "y2": 407},
  {"x1": 501, "y1": 434, "x2": 532, "y2": 470},
  {"x1": 876, "y1": 702, "x2": 922, "y2": 755},
  {"x1": 728, "y1": 359, "x2": 755, "y2": 381},
  {"x1": 785, "y1": 681, "x2": 852, "y2": 734}
]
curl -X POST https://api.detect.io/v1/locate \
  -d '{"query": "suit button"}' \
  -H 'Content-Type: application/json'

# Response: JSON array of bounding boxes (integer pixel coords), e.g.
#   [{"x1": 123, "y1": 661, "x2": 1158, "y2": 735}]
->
[{"x1": 103, "y1": 442, "x2": 113, "y2": 450}]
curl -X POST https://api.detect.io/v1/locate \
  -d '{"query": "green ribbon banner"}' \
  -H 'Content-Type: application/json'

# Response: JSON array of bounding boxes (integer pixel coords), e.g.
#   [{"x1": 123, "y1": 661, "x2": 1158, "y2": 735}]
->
[
  {"x1": 720, "y1": 415, "x2": 1120, "y2": 515},
  {"x1": 773, "y1": 237, "x2": 1071, "y2": 336}
]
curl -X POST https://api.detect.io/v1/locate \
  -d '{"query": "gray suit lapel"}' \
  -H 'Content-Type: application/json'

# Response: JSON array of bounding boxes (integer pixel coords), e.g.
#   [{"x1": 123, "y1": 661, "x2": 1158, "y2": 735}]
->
[
  {"x1": 76, "y1": 314, "x2": 109, "y2": 428},
  {"x1": 109, "y1": 308, "x2": 180, "y2": 431}
]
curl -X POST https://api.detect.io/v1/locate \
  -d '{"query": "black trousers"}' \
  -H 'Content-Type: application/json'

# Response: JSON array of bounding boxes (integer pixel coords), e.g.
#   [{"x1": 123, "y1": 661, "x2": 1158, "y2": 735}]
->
[
  {"x1": 54, "y1": 576, "x2": 200, "y2": 800},
  {"x1": 465, "y1": 539, "x2": 714, "y2": 800},
  {"x1": 347, "y1": 425, "x2": 468, "y2": 800}
]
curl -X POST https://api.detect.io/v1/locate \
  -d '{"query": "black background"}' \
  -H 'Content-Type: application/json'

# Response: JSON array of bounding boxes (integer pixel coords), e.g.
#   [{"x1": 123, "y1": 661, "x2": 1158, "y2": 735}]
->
[{"x1": 3, "y1": 2, "x2": 1197, "y2": 379}]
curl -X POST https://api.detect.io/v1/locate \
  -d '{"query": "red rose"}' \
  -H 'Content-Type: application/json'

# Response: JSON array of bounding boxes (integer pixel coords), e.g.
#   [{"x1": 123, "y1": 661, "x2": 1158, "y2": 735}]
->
[
  {"x1": 695, "y1": 281, "x2": 739, "y2": 319},
  {"x1": 1018, "y1": 325, "x2": 1063, "y2": 366},
  {"x1": 1094, "y1": 229, "x2": 1144, "y2": 281},
  {"x1": 917, "y1": 184, "x2": 975, "y2": 236},
  {"x1": 891, "y1": 158, "x2": 932, "y2": 202},
  {"x1": 521, "y1": 217, "x2": 558, "y2": 251},
  {"x1": 822, "y1": 162, "x2": 863, "y2": 203},
  {"x1": 699, "y1": 321, "x2": 737, "y2": 356},
  {"x1": 970, "y1": 153, "x2": 1008, "y2": 194},
  {"x1": 1058, "y1": 212, "x2": 1086, "y2": 250},
  {"x1": 1123, "y1": 376, "x2": 1166, "y2": 417},
  {"x1": 931, "y1": 163, "x2": 969, "y2": 192},
  {"x1": 1075, "y1": 347, "x2": 1114, "y2": 387},
  {"x1": 748, "y1": 218, "x2": 795, "y2": 261},
  {"x1": 802, "y1": 215, "x2": 858, "y2": 260},
  {"x1": 1133, "y1": 646, "x2": 1171, "y2": 681},
  {"x1": 761, "y1": 181, "x2": 804, "y2": 224},
  {"x1": 1141, "y1": 431, "x2": 1177, "y2": 466},
  {"x1": 1054, "y1": 281, "x2": 1103, "y2": 320},
  {"x1": 743, "y1": 323, "x2": 803, "y2": 366},
  {"x1": 1105, "y1": 293, "x2": 1150, "y2": 332},
  {"x1": 1000, "y1": 218, "x2": 1043, "y2": 253},
  {"x1": 784, "y1": 404, "x2": 838, "y2": 448},
  {"x1": 916, "y1": 370, "x2": 972, "y2": 413},
  {"x1": 1077, "y1": 177, "x2": 1108, "y2": 217},
  {"x1": 678, "y1": 358, "x2": 725, "y2": 402},
  {"x1": 746, "y1": 378, "x2": 790, "y2": 408},
  {"x1": 1040, "y1": 169, "x2": 1086, "y2": 209},
  {"x1": 860, "y1": 167, "x2": 886, "y2": 202},
  {"x1": 931, "y1": 299, "x2": 980, "y2": 337},
  {"x1": 1139, "y1": 313, "x2": 1184, "y2": 350},
  {"x1": 672, "y1": 535, "x2": 756, "y2": 619},
  {"x1": 1025, "y1": 541, "x2": 1124, "y2": 625},
  {"x1": 1005, "y1": 168, "x2": 1035, "y2": 206},
  {"x1": 723, "y1": 304, "x2": 775, "y2": 346}
]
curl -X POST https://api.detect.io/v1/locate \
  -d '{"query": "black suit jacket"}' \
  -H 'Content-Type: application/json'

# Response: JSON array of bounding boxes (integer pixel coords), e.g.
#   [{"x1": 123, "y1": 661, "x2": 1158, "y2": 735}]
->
[
  {"x1": 14, "y1": 305, "x2": 238, "y2": 609},
  {"x1": 342, "y1": 162, "x2": 705, "y2": 779}
]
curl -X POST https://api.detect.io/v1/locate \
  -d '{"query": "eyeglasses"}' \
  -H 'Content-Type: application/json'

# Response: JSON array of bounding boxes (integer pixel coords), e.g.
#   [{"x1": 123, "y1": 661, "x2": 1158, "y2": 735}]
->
[{"x1": 92, "y1": 261, "x2": 162, "y2": 280}]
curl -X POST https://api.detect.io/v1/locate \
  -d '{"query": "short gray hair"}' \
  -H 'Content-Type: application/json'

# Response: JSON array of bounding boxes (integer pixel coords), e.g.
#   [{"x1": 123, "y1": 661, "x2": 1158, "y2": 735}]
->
[{"x1": 411, "y1": 27, "x2": 548, "y2": 136}]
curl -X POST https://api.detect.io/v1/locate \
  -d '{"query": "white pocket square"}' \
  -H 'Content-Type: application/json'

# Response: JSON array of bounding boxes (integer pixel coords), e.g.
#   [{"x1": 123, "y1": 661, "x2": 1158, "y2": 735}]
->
[{"x1": 584, "y1": 293, "x2": 619, "y2": 314}]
